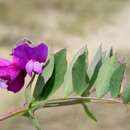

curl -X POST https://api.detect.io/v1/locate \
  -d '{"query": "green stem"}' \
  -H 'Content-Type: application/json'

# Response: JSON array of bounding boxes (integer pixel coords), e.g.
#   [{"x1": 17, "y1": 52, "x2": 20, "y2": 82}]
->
[
  {"x1": 31, "y1": 118, "x2": 42, "y2": 130},
  {"x1": 32, "y1": 96, "x2": 123, "y2": 111},
  {"x1": 26, "y1": 74, "x2": 36, "y2": 88},
  {"x1": 25, "y1": 74, "x2": 36, "y2": 106},
  {"x1": 0, "y1": 105, "x2": 28, "y2": 121},
  {"x1": 28, "y1": 111, "x2": 42, "y2": 130},
  {"x1": 0, "y1": 96, "x2": 125, "y2": 122}
]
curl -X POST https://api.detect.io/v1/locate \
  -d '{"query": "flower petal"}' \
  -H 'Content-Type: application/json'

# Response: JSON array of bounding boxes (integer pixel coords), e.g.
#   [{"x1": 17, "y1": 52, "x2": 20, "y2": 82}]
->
[
  {"x1": 0, "y1": 64, "x2": 20, "y2": 80},
  {"x1": 0, "y1": 59, "x2": 10, "y2": 67},
  {"x1": 0, "y1": 80, "x2": 8, "y2": 89},
  {"x1": 7, "y1": 70, "x2": 26, "y2": 93},
  {"x1": 12, "y1": 42, "x2": 30, "y2": 68},
  {"x1": 0, "y1": 58, "x2": 27, "y2": 93},
  {"x1": 33, "y1": 61, "x2": 43, "y2": 74},
  {"x1": 25, "y1": 60, "x2": 34, "y2": 76},
  {"x1": 25, "y1": 60, "x2": 43, "y2": 76},
  {"x1": 12, "y1": 41, "x2": 48, "y2": 69},
  {"x1": 30, "y1": 43, "x2": 48, "y2": 62}
]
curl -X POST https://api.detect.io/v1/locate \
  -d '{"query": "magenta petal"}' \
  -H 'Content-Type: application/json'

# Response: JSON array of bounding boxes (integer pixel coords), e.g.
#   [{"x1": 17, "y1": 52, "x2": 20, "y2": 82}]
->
[
  {"x1": 25, "y1": 60, "x2": 43, "y2": 76},
  {"x1": 12, "y1": 41, "x2": 48, "y2": 69},
  {"x1": 0, "y1": 59, "x2": 10, "y2": 66},
  {"x1": 0, "y1": 80, "x2": 8, "y2": 89},
  {"x1": 0, "y1": 58, "x2": 27, "y2": 93},
  {"x1": 25, "y1": 60, "x2": 34, "y2": 76},
  {"x1": 33, "y1": 61, "x2": 42, "y2": 74},
  {"x1": 12, "y1": 42, "x2": 31, "y2": 68},
  {"x1": 7, "y1": 70, "x2": 26, "y2": 93},
  {"x1": 30, "y1": 43, "x2": 48, "y2": 62},
  {"x1": 0, "y1": 64, "x2": 20, "y2": 80}
]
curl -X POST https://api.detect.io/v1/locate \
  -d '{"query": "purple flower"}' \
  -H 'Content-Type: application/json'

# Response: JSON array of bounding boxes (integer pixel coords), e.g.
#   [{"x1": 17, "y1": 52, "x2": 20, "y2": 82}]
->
[
  {"x1": 0, "y1": 40, "x2": 48, "y2": 93},
  {"x1": 0, "y1": 59, "x2": 26, "y2": 93},
  {"x1": 12, "y1": 41, "x2": 48, "y2": 76}
]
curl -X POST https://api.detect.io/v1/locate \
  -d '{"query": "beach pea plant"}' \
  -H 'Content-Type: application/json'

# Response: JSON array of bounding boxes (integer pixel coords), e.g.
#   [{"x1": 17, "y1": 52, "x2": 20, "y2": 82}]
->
[{"x1": 0, "y1": 40, "x2": 130, "y2": 130}]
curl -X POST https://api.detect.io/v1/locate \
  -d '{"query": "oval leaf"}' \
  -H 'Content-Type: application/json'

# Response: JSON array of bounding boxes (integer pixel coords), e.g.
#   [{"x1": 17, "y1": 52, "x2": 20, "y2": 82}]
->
[
  {"x1": 88, "y1": 45, "x2": 102, "y2": 79},
  {"x1": 87, "y1": 45, "x2": 102, "y2": 91},
  {"x1": 43, "y1": 55, "x2": 54, "y2": 82},
  {"x1": 72, "y1": 47, "x2": 89, "y2": 95},
  {"x1": 96, "y1": 56, "x2": 119, "y2": 98},
  {"x1": 82, "y1": 103, "x2": 97, "y2": 122},
  {"x1": 110, "y1": 63, "x2": 126, "y2": 97},
  {"x1": 33, "y1": 75, "x2": 45, "y2": 100},
  {"x1": 122, "y1": 83, "x2": 130, "y2": 103},
  {"x1": 64, "y1": 46, "x2": 89, "y2": 96},
  {"x1": 40, "y1": 48, "x2": 67, "y2": 99}
]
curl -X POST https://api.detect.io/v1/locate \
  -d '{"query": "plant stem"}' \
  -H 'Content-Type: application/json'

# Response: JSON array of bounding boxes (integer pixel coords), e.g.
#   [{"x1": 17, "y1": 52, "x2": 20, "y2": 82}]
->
[
  {"x1": 32, "y1": 96, "x2": 123, "y2": 111},
  {"x1": 31, "y1": 117, "x2": 42, "y2": 130},
  {"x1": 0, "y1": 96, "x2": 125, "y2": 122},
  {"x1": 26, "y1": 74, "x2": 36, "y2": 88},
  {"x1": 28, "y1": 111, "x2": 42, "y2": 130},
  {"x1": 0, "y1": 105, "x2": 28, "y2": 121}
]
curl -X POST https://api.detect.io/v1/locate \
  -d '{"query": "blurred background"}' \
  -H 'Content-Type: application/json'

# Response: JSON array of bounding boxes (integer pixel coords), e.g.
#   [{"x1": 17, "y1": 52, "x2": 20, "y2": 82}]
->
[{"x1": 0, "y1": 0, "x2": 130, "y2": 130}]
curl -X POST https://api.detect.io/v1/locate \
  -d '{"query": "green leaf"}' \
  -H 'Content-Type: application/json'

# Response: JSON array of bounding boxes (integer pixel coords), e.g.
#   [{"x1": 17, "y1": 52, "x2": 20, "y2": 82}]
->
[
  {"x1": 87, "y1": 45, "x2": 102, "y2": 90},
  {"x1": 33, "y1": 55, "x2": 54, "y2": 100},
  {"x1": 43, "y1": 55, "x2": 54, "y2": 82},
  {"x1": 122, "y1": 83, "x2": 130, "y2": 103},
  {"x1": 72, "y1": 47, "x2": 89, "y2": 95},
  {"x1": 33, "y1": 75, "x2": 45, "y2": 100},
  {"x1": 40, "y1": 48, "x2": 67, "y2": 99},
  {"x1": 88, "y1": 45, "x2": 102, "y2": 79},
  {"x1": 96, "y1": 56, "x2": 119, "y2": 98},
  {"x1": 63, "y1": 64, "x2": 73, "y2": 96},
  {"x1": 106, "y1": 47, "x2": 113, "y2": 58},
  {"x1": 102, "y1": 47, "x2": 113, "y2": 63},
  {"x1": 102, "y1": 51, "x2": 107, "y2": 62},
  {"x1": 82, "y1": 103, "x2": 97, "y2": 122},
  {"x1": 64, "y1": 46, "x2": 89, "y2": 96},
  {"x1": 25, "y1": 111, "x2": 42, "y2": 130},
  {"x1": 110, "y1": 63, "x2": 126, "y2": 97}
]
